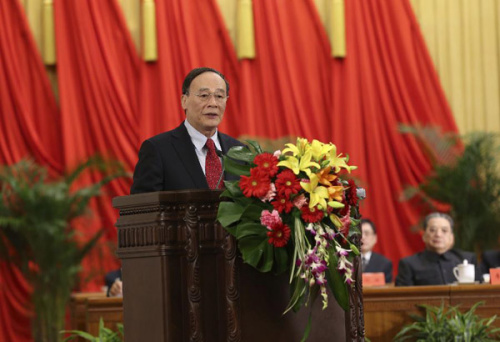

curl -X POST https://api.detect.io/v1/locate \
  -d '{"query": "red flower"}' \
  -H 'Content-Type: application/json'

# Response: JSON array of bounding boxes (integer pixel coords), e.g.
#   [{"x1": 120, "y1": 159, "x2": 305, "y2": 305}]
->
[
  {"x1": 254, "y1": 153, "x2": 279, "y2": 177},
  {"x1": 240, "y1": 168, "x2": 271, "y2": 198},
  {"x1": 271, "y1": 194, "x2": 294, "y2": 213},
  {"x1": 301, "y1": 205, "x2": 325, "y2": 223},
  {"x1": 345, "y1": 179, "x2": 359, "y2": 207},
  {"x1": 338, "y1": 202, "x2": 350, "y2": 217},
  {"x1": 275, "y1": 169, "x2": 301, "y2": 197},
  {"x1": 267, "y1": 222, "x2": 291, "y2": 247},
  {"x1": 339, "y1": 215, "x2": 351, "y2": 235}
]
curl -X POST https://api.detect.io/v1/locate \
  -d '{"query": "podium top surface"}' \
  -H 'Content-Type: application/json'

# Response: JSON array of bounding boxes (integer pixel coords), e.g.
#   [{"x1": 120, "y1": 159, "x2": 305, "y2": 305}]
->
[{"x1": 112, "y1": 189, "x2": 224, "y2": 209}]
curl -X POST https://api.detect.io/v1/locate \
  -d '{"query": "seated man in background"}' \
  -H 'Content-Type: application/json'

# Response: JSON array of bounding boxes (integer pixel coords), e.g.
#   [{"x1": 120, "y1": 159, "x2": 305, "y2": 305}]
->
[
  {"x1": 360, "y1": 218, "x2": 393, "y2": 283},
  {"x1": 105, "y1": 269, "x2": 122, "y2": 297},
  {"x1": 480, "y1": 249, "x2": 500, "y2": 275},
  {"x1": 396, "y1": 212, "x2": 478, "y2": 286}
]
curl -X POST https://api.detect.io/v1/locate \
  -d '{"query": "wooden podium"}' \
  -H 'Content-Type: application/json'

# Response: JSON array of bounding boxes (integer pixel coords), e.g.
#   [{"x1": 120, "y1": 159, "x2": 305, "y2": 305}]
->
[{"x1": 113, "y1": 190, "x2": 364, "y2": 341}]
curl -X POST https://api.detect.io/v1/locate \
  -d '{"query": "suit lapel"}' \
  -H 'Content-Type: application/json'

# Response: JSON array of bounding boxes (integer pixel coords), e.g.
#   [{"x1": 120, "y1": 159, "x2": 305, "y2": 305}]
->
[
  {"x1": 365, "y1": 253, "x2": 380, "y2": 273},
  {"x1": 218, "y1": 132, "x2": 241, "y2": 182},
  {"x1": 365, "y1": 253, "x2": 375, "y2": 272},
  {"x1": 218, "y1": 132, "x2": 231, "y2": 154},
  {"x1": 172, "y1": 123, "x2": 209, "y2": 189}
]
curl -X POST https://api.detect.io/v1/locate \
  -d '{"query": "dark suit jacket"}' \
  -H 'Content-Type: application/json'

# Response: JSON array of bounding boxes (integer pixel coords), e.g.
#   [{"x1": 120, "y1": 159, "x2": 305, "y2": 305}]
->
[
  {"x1": 105, "y1": 269, "x2": 122, "y2": 297},
  {"x1": 131, "y1": 122, "x2": 243, "y2": 194},
  {"x1": 395, "y1": 249, "x2": 478, "y2": 286},
  {"x1": 364, "y1": 252, "x2": 393, "y2": 283},
  {"x1": 480, "y1": 250, "x2": 500, "y2": 275}
]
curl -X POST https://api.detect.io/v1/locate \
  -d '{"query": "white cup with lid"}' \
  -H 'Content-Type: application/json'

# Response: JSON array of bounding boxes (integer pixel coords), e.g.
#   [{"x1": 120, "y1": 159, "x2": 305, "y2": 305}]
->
[{"x1": 453, "y1": 259, "x2": 475, "y2": 284}]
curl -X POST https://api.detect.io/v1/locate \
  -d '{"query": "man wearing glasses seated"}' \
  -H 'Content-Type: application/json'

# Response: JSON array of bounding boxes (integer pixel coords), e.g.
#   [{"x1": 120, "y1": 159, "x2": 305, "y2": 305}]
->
[
  {"x1": 360, "y1": 218, "x2": 393, "y2": 283},
  {"x1": 395, "y1": 212, "x2": 479, "y2": 286}
]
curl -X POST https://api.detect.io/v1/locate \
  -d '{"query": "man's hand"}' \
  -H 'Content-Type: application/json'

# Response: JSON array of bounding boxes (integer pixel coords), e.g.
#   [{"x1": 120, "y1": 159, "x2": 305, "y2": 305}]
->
[{"x1": 109, "y1": 279, "x2": 123, "y2": 297}]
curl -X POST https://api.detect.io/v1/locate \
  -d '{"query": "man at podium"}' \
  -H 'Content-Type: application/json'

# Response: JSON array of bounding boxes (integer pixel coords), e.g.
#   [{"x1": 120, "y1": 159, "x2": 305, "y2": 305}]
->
[{"x1": 131, "y1": 67, "x2": 243, "y2": 194}]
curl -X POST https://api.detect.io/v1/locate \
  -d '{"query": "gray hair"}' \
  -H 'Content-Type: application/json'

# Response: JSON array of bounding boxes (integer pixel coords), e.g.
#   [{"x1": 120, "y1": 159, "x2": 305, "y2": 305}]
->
[{"x1": 423, "y1": 212, "x2": 454, "y2": 231}]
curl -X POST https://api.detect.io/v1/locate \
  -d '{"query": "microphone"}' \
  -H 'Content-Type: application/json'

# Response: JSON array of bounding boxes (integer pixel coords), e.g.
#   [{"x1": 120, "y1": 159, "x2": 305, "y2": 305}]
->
[
  {"x1": 215, "y1": 149, "x2": 225, "y2": 189},
  {"x1": 356, "y1": 187, "x2": 366, "y2": 200}
]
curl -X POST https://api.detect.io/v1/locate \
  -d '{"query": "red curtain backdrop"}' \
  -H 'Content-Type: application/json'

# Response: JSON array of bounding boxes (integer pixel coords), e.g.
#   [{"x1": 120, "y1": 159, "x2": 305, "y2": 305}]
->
[
  {"x1": 329, "y1": 0, "x2": 458, "y2": 266},
  {"x1": 139, "y1": 0, "x2": 240, "y2": 140},
  {"x1": 0, "y1": 0, "x2": 62, "y2": 340},
  {"x1": 0, "y1": 0, "x2": 459, "y2": 340},
  {"x1": 238, "y1": 0, "x2": 332, "y2": 141},
  {"x1": 53, "y1": 0, "x2": 141, "y2": 291}
]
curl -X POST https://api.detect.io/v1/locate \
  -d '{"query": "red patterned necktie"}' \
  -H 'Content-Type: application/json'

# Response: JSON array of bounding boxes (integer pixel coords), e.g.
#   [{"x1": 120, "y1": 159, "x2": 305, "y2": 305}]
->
[{"x1": 205, "y1": 139, "x2": 223, "y2": 189}]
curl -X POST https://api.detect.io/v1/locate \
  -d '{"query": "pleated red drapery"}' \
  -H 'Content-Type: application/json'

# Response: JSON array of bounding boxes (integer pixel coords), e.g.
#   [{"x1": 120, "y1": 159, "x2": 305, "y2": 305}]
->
[
  {"x1": 0, "y1": 1, "x2": 63, "y2": 341},
  {"x1": 53, "y1": 0, "x2": 141, "y2": 291},
  {"x1": 329, "y1": 0, "x2": 459, "y2": 265},
  {"x1": 0, "y1": 0, "x2": 460, "y2": 340},
  {"x1": 238, "y1": 0, "x2": 332, "y2": 141},
  {"x1": 0, "y1": 1, "x2": 62, "y2": 169},
  {"x1": 139, "y1": 0, "x2": 240, "y2": 140},
  {"x1": 237, "y1": 0, "x2": 458, "y2": 268}
]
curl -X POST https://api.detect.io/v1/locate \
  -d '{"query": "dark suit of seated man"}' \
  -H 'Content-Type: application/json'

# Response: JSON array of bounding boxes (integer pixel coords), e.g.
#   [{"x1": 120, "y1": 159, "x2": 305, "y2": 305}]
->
[
  {"x1": 480, "y1": 250, "x2": 500, "y2": 275},
  {"x1": 396, "y1": 212, "x2": 478, "y2": 286},
  {"x1": 105, "y1": 269, "x2": 122, "y2": 297},
  {"x1": 360, "y1": 218, "x2": 393, "y2": 283},
  {"x1": 131, "y1": 67, "x2": 243, "y2": 194}
]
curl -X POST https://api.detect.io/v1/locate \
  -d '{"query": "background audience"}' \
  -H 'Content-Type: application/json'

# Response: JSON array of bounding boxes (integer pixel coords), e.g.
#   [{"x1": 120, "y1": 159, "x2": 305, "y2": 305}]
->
[
  {"x1": 396, "y1": 212, "x2": 479, "y2": 286},
  {"x1": 360, "y1": 218, "x2": 393, "y2": 283},
  {"x1": 105, "y1": 269, "x2": 122, "y2": 297},
  {"x1": 480, "y1": 249, "x2": 500, "y2": 276}
]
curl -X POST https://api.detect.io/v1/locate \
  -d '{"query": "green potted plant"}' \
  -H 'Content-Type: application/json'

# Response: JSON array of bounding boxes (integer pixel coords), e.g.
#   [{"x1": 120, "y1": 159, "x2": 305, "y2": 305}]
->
[
  {"x1": 0, "y1": 158, "x2": 126, "y2": 342},
  {"x1": 394, "y1": 301, "x2": 500, "y2": 341},
  {"x1": 62, "y1": 318, "x2": 124, "y2": 342},
  {"x1": 400, "y1": 126, "x2": 500, "y2": 252}
]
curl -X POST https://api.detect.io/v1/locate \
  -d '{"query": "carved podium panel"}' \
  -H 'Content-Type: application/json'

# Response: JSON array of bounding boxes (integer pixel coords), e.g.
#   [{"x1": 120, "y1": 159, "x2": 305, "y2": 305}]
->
[{"x1": 113, "y1": 190, "x2": 364, "y2": 341}]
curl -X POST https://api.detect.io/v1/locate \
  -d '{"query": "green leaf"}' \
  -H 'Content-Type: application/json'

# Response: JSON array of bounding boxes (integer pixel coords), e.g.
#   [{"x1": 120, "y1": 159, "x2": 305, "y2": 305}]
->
[
  {"x1": 226, "y1": 145, "x2": 256, "y2": 163},
  {"x1": 235, "y1": 222, "x2": 266, "y2": 239},
  {"x1": 76, "y1": 230, "x2": 103, "y2": 262},
  {"x1": 224, "y1": 157, "x2": 251, "y2": 176},
  {"x1": 245, "y1": 140, "x2": 264, "y2": 154},
  {"x1": 284, "y1": 276, "x2": 307, "y2": 314},
  {"x1": 300, "y1": 313, "x2": 313, "y2": 342},
  {"x1": 61, "y1": 330, "x2": 97, "y2": 341},
  {"x1": 258, "y1": 242, "x2": 274, "y2": 272},
  {"x1": 325, "y1": 248, "x2": 349, "y2": 311},
  {"x1": 238, "y1": 236, "x2": 273, "y2": 272},
  {"x1": 241, "y1": 202, "x2": 269, "y2": 221},
  {"x1": 217, "y1": 202, "x2": 245, "y2": 227},
  {"x1": 273, "y1": 247, "x2": 289, "y2": 274},
  {"x1": 221, "y1": 180, "x2": 244, "y2": 198}
]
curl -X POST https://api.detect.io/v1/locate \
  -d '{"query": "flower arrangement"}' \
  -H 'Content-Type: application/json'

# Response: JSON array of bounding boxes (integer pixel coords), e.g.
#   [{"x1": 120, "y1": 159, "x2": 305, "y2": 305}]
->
[{"x1": 216, "y1": 138, "x2": 363, "y2": 316}]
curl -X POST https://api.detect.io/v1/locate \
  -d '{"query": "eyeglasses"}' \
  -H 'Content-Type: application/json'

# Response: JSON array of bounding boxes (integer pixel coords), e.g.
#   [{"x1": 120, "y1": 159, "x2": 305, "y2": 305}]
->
[{"x1": 188, "y1": 92, "x2": 229, "y2": 103}]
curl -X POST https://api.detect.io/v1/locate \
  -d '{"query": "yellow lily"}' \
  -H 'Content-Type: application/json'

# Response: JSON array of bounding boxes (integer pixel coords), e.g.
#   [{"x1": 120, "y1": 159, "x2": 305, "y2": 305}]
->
[
  {"x1": 282, "y1": 137, "x2": 309, "y2": 157},
  {"x1": 308, "y1": 139, "x2": 333, "y2": 161},
  {"x1": 300, "y1": 174, "x2": 329, "y2": 209},
  {"x1": 278, "y1": 150, "x2": 320, "y2": 176},
  {"x1": 328, "y1": 145, "x2": 353, "y2": 173}
]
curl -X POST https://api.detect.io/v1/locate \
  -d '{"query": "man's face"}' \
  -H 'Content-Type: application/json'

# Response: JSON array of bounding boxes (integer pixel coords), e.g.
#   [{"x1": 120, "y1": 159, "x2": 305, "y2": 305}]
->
[
  {"x1": 422, "y1": 217, "x2": 454, "y2": 254},
  {"x1": 181, "y1": 72, "x2": 227, "y2": 137},
  {"x1": 361, "y1": 222, "x2": 377, "y2": 254}
]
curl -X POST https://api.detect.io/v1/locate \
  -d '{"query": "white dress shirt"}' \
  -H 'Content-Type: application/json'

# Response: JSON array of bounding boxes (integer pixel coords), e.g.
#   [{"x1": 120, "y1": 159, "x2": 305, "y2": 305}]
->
[{"x1": 184, "y1": 120, "x2": 222, "y2": 175}]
